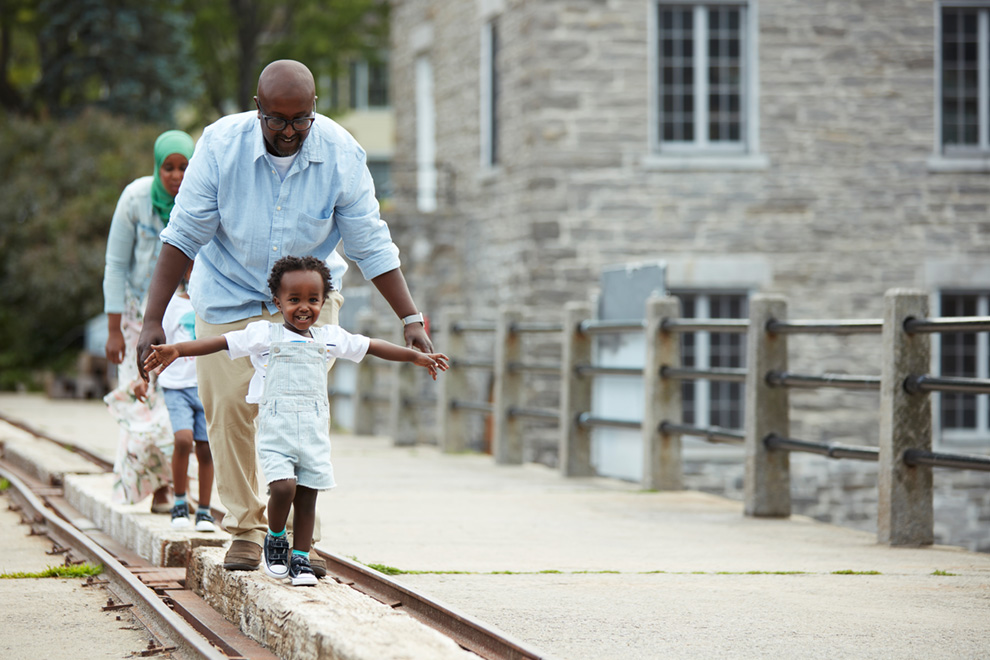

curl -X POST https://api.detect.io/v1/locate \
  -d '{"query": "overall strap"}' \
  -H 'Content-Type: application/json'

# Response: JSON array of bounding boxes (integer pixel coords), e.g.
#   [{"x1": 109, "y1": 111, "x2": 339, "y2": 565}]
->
[{"x1": 270, "y1": 321, "x2": 283, "y2": 343}]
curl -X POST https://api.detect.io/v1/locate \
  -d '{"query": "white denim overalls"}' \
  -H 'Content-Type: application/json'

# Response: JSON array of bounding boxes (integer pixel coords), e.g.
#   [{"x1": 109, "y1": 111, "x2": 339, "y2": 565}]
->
[{"x1": 255, "y1": 323, "x2": 336, "y2": 490}]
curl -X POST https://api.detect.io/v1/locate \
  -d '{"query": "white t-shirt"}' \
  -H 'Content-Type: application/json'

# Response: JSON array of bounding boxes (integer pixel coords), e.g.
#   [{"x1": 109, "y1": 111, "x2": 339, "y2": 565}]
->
[
  {"x1": 158, "y1": 294, "x2": 199, "y2": 390},
  {"x1": 225, "y1": 320, "x2": 371, "y2": 404}
]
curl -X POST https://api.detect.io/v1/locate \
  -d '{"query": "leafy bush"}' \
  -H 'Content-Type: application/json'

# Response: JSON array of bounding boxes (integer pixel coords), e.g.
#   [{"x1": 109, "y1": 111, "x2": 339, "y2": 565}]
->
[{"x1": 0, "y1": 111, "x2": 164, "y2": 389}]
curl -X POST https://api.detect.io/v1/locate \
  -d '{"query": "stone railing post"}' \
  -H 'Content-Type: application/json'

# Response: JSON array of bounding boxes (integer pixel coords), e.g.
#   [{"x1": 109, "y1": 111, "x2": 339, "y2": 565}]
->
[
  {"x1": 437, "y1": 307, "x2": 468, "y2": 453},
  {"x1": 352, "y1": 311, "x2": 377, "y2": 436},
  {"x1": 642, "y1": 296, "x2": 682, "y2": 490},
  {"x1": 744, "y1": 294, "x2": 791, "y2": 517},
  {"x1": 878, "y1": 289, "x2": 933, "y2": 546},
  {"x1": 559, "y1": 302, "x2": 594, "y2": 477},
  {"x1": 492, "y1": 307, "x2": 523, "y2": 464},
  {"x1": 388, "y1": 360, "x2": 417, "y2": 446}
]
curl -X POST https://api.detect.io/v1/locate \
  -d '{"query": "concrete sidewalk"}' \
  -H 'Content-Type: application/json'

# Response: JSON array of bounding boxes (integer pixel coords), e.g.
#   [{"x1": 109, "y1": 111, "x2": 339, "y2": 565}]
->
[{"x1": 2, "y1": 392, "x2": 989, "y2": 659}]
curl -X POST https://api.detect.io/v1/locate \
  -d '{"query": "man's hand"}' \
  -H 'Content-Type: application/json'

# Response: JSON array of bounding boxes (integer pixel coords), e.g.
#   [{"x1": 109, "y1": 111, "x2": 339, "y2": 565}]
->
[
  {"x1": 137, "y1": 322, "x2": 167, "y2": 381},
  {"x1": 403, "y1": 323, "x2": 434, "y2": 353}
]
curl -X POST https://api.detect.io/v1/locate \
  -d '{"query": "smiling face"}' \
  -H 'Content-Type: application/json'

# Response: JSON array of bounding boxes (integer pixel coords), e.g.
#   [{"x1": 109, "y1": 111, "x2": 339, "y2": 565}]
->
[
  {"x1": 272, "y1": 269, "x2": 325, "y2": 335},
  {"x1": 159, "y1": 153, "x2": 188, "y2": 197},
  {"x1": 255, "y1": 60, "x2": 317, "y2": 157}
]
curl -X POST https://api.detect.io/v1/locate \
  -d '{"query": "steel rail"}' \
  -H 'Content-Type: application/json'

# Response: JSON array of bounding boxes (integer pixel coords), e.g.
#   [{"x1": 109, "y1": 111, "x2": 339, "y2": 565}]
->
[
  {"x1": 0, "y1": 462, "x2": 229, "y2": 660},
  {"x1": 574, "y1": 364, "x2": 643, "y2": 377},
  {"x1": 451, "y1": 358, "x2": 496, "y2": 370},
  {"x1": 765, "y1": 371, "x2": 881, "y2": 391},
  {"x1": 903, "y1": 374, "x2": 990, "y2": 395},
  {"x1": 315, "y1": 553, "x2": 547, "y2": 660},
  {"x1": 451, "y1": 321, "x2": 497, "y2": 333},
  {"x1": 764, "y1": 434, "x2": 879, "y2": 461},
  {"x1": 660, "y1": 318, "x2": 749, "y2": 333},
  {"x1": 508, "y1": 406, "x2": 560, "y2": 421},
  {"x1": 510, "y1": 322, "x2": 563, "y2": 334},
  {"x1": 661, "y1": 366, "x2": 747, "y2": 383},
  {"x1": 904, "y1": 316, "x2": 990, "y2": 334},
  {"x1": 658, "y1": 422, "x2": 745, "y2": 445},
  {"x1": 764, "y1": 319, "x2": 883, "y2": 335},
  {"x1": 450, "y1": 399, "x2": 495, "y2": 413},
  {"x1": 508, "y1": 361, "x2": 562, "y2": 375},
  {"x1": 577, "y1": 319, "x2": 646, "y2": 334},
  {"x1": 902, "y1": 449, "x2": 990, "y2": 472},
  {"x1": 576, "y1": 413, "x2": 641, "y2": 430}
]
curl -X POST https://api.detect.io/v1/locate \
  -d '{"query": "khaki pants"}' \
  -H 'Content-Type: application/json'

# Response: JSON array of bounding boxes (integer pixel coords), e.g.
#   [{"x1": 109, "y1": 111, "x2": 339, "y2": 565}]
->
[{"x1": 195, "y1": 291, "x2": 343, "y2": 546}]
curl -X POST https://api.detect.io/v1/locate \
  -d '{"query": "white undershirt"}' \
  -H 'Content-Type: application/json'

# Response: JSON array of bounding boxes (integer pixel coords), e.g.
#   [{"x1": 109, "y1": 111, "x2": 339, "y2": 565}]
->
[{"x1": 269, "y1": 153, "x2": 298, "y2": 181}]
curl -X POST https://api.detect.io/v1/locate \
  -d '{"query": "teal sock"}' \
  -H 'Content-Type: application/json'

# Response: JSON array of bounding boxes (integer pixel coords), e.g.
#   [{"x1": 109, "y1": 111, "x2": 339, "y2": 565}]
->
[
  {"x1": 197, "y1": 507, "x2": 210, "y2": 515},
  {"x1": 174, "y1": 494, "x2": 187, "y2": 505},
  {"x1": 269, "y1": 528, "x2": 286, "y2": 537},
  {"x1": 292, "y1": 549, "x2": 308, "y2": 557}
]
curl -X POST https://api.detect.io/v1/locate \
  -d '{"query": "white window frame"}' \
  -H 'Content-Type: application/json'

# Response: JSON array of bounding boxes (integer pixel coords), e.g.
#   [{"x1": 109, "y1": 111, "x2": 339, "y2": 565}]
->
[
  {"x1": 646, "y1": 0, "x2": 767, "y2": 171},
  {"x1": 415, "y1": 55, "x2": 438, "y2": 212},
  {"x1": 933, "y1": 290, "x2": 990, "y2": 446},
  {"x1": 929, "y1": 1, "x2": 990, "y2": 172},
  {"x1": 348, "y1": 58, "x2": 389, "y2": 110}
]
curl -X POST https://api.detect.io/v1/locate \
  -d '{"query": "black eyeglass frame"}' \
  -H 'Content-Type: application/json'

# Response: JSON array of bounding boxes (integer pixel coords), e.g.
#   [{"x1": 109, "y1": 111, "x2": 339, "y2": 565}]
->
[{"x1": 259, "y1": 113, "x2": 316, "y2": 132}]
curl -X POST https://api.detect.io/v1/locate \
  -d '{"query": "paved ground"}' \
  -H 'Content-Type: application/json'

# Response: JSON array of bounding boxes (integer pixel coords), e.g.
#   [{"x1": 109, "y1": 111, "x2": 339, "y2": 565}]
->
[{"x1": 2, "y1": 392, "x2": 990, "y2": 660}]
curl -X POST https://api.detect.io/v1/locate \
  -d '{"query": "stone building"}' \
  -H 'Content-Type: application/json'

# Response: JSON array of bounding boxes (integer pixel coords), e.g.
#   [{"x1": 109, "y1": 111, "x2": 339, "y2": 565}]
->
[{"x1": 344, "y1": 0, "x2": 990, "y2": 550}]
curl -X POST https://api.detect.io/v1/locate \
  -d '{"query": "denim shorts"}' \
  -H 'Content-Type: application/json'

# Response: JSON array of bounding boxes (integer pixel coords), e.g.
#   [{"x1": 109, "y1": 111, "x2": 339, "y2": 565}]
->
[{"x1": 162, "y1": 386, "x2": 208, "y2": 442}]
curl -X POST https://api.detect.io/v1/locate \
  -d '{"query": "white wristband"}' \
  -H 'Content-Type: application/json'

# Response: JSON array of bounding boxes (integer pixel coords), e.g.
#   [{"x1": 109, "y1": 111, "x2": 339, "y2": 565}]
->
[{"x1": 402, "y1": 313, "x2": 425, "y2": 326}]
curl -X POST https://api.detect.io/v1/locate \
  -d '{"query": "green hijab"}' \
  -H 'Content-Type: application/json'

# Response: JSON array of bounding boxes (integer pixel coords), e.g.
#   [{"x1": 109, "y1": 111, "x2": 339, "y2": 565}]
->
[{"x1": 150, "y1": 130, "x2": 195, "y2": 224}]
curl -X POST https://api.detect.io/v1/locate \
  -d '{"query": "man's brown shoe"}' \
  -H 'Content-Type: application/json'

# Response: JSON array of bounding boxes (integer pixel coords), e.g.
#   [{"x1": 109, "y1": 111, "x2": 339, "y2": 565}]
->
[
  {"x1": 309, "y1": 551, "x2": 327, "y2": 578},
  {"x1": 224, "y1": 539, "x2": 261, "y2": 571}
]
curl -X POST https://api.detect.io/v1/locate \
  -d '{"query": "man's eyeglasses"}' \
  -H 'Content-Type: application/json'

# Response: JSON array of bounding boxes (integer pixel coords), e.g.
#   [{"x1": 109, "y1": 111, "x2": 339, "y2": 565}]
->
[{"x1": 260, "y1": 113, "x2": 315, "y2": 132}]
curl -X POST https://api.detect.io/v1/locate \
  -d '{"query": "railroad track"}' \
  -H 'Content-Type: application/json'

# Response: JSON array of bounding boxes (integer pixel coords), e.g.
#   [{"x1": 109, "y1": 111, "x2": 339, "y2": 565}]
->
[{"x1": 0, "y1": 412, "x2": 546, "y2": 660}]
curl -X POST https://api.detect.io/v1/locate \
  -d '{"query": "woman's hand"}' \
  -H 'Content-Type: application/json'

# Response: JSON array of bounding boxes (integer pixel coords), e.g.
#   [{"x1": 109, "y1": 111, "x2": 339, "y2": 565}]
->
[{"x1": 105, "y1": 326, "x2": 126, "y2": 364}]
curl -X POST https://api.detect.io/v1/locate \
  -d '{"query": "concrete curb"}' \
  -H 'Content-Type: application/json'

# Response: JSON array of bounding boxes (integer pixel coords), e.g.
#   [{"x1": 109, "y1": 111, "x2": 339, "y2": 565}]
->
[
  {"x1": 8, "y1": 436, "x2": 479, "y2": 659},
  {"x1": 188, "y1": 546, "x2": 476, "y2": 660}
]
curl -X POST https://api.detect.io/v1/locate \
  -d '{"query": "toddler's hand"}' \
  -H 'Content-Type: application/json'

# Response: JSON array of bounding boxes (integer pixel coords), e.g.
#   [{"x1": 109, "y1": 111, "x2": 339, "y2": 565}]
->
[
  {"x1": 416, "y1": 352, "x2": 450, "y2": 380},
  {"x1": 143, "y1": 344, "x2": 178, "y2": 375}
]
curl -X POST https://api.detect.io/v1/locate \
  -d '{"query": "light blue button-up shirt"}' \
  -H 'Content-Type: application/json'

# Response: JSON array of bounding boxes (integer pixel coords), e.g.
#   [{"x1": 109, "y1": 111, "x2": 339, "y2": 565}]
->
[{"x1": 162, "y1": 111, "x2": 399, "y2": 324}]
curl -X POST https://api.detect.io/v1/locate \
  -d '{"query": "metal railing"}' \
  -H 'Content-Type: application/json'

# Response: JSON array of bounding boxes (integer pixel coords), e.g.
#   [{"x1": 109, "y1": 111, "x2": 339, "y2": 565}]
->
[{"x1": 342, "y1": 290, "x2": 990, "y2": 548}]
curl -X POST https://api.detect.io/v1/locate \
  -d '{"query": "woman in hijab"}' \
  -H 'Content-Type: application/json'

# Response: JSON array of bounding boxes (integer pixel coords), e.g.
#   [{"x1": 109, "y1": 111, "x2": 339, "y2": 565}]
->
[{"x1": 102, "y1": 129, "x2": 195, "y2": 510}]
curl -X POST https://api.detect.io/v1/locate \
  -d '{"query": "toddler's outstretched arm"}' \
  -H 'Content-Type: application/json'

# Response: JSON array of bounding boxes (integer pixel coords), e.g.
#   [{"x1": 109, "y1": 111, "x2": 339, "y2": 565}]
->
[
  {"x1": 367, "y1": 339, "x2": 450, "y2": 380},
  {"x1": 143, "y1": 336, "x2": 229, "y2": 374}
]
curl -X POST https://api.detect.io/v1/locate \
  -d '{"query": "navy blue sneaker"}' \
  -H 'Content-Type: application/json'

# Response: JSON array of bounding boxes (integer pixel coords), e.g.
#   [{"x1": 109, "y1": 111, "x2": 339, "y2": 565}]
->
[
  {"x1": 263, "y1": 533, "x2": 290, "y2": 579},
  {"x1": 289, "y1": 553, "x2": 318, "y2": 587}
]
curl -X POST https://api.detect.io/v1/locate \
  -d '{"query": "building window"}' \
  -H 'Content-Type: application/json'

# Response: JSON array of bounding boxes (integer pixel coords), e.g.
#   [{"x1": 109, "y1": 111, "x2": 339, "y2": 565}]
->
[
  {"x1": 415, "y1": 55, "x2": 438, "y2": 212},
  {"x1": 647, "y1": 1, "x2": 766, "y2": 169},
  {"x1": 366, "y1": 159, "x2": 392, "y2": 201},
  {"x1": 939, "y1": 5, "x2": 990, "y2": 155},
  {"x1": 480, "y1": 18, "x2": 499, "y2": 168},
  {"x1": 347, "y1": 58, "x2": 389, "y2": 110},
  {"x1": 675, "y1": 291, "x2": 748, "y2": 430},
  {"x1": 653, "y1": 2, "x2": 753, "y2": 154},
  {"x1": 937, "y1": 291, "x2": 990, "y2": 443}
]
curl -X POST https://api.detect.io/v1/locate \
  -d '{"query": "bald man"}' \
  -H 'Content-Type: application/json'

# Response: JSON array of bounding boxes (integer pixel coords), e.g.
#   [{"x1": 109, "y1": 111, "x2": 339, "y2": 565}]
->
[{"x1": 138, "y1": 60, "x2": 432, "y2": 576}]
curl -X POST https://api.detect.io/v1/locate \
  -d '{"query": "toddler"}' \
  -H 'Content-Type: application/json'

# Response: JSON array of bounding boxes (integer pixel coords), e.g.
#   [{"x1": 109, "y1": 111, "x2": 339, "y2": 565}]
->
[{"x1": 145, "y1": 255, "x2": 448, "y2": 585}]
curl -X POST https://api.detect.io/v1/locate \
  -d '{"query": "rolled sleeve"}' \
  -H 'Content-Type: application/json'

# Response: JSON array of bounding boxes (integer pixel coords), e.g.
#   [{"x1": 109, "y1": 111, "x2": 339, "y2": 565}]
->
[{"x1": 334, "y1": 149, "x2": 401, "y2": 280}]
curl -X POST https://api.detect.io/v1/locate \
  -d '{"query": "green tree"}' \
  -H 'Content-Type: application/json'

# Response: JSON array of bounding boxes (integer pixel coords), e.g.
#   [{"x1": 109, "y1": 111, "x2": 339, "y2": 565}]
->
[
  {"x1": 183, "y1": 0, "x2": 389, "y2": 119},
  {"x1": 0, "y1": 112, "x2": 161, "y2": 387},
  {"x1": 0, "y1": 0, "x2": 199, "y2": 121}
]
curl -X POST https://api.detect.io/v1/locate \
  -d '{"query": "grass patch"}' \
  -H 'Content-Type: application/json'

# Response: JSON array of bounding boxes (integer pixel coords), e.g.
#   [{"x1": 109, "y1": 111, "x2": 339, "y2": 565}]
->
[
  {"x1": 831, "y1": 569, "x2": 881, "y2": 575},
  {"x1": 0, "y1": 477, "x2": 9, "y2": 492},
  {"x1": 932, "y1": 569, "x2": 958, "y2": 576},
  {"x1": 0, "y1": 563, "x2": 103, "y2": 579}
]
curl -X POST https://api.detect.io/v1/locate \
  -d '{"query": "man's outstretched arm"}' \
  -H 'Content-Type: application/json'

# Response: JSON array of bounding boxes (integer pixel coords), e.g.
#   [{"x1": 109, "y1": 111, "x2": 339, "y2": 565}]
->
[{"x1": 136, "y1": 243, "x2": 192, "y2": 379}]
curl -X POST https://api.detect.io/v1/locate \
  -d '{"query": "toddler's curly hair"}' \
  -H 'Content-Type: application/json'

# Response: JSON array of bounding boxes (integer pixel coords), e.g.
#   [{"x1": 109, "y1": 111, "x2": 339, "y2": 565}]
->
[{"x1": 267, "y1": 256, "x2": 333, "y2": 300}]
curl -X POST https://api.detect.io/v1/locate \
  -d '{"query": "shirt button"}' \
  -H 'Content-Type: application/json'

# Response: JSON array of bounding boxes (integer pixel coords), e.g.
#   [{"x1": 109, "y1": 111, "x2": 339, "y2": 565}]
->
[
  {"x1": 277, "y1": 206, "x2": 281, "y2": 211},
  {"x1": 273, "y1": 246, "x2": 278, "y2": 251}
]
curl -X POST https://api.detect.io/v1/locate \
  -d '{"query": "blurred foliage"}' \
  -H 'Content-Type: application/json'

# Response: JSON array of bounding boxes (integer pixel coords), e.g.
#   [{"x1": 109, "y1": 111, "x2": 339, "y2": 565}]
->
[
  {"x1": 2, "y1": 0, "x2": 389, "y2": 125},
  {"x1": 0, "y1": 111, "x2": 162, "y2": 388},
  {"x1": 0, "y1": 1, "x2": 390, "y2": 388}
]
